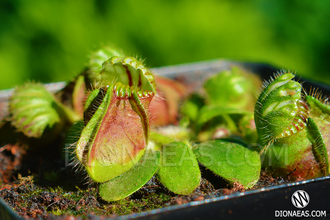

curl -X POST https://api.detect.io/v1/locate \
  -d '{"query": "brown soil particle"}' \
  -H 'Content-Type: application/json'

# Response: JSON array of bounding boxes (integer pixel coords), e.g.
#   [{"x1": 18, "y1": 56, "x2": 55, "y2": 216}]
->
[
  {"x1": 0, "y1": 165, "x2": 297, "y2": 219},
  {"x1": 0, "y1": 141, "x2": 294, "y2": 219},
  {"x1": 0, "y1": 143, "x2": 26, "y2": 183}
]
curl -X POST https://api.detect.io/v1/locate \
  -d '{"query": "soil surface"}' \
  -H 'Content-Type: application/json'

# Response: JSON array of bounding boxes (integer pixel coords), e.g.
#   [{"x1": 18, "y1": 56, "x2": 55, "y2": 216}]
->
[{"x1": 0, "y1": 140, "x2": 295, "y2": 220}]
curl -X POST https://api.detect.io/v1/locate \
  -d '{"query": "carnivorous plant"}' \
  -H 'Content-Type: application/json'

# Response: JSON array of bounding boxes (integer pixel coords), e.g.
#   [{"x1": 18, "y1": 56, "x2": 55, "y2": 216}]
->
[
  {"x1": 255, "y1": 72, "x2": 330, "y2": 180},
  {"x1": 69, "y1": 48, "x2": 261, "y2": 201}
]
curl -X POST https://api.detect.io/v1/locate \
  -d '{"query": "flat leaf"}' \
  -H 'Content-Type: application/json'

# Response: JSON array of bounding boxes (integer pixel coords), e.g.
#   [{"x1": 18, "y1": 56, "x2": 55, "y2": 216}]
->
[
  {"x1": 157, "y1": 142, "x2": 200, "y2": 195},
  {"x1": 193, "y1": 140, "x2": 260, "y2": 188},
  {"x1": 99, "y1": 150, "x2": 160, "y2": 201}
]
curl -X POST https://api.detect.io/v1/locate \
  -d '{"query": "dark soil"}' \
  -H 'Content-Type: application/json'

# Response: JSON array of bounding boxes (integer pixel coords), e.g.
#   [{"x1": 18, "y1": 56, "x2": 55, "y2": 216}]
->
[{"x1": 0, "y1": 141, "x2": 294, "y2": 219}]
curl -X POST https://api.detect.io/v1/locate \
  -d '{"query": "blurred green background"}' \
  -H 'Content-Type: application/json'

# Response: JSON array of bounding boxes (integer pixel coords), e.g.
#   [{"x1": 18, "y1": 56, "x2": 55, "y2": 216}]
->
[{"x1": 1, "y1": 0, "x2": 330, "y2": 90}]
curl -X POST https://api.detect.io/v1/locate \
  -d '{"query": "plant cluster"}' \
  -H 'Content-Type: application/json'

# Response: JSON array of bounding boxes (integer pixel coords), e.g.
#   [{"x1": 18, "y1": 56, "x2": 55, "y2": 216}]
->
[{"x1": 1, "y1": 46, "x2": 329, "y2": 204}]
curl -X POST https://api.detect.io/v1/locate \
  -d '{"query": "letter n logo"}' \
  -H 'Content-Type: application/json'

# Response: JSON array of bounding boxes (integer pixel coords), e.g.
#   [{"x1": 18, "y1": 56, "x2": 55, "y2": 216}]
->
[{"x1": 291, "y1": 190, "x2": 310, "y2": 208}]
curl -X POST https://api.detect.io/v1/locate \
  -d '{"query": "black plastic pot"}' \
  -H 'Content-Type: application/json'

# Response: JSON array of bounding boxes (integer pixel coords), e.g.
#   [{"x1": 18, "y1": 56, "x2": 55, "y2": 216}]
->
[{"x1": 1, "y1": 60, "x2": 330, "y2": 220}]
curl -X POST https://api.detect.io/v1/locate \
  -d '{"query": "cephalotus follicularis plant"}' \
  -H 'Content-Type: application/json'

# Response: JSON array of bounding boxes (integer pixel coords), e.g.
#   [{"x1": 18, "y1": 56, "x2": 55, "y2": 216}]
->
[
  {"x1": 254, "y1": 71, "x2": 330, "y2": 180},
  {"x1": 68, "y1": 47, "x2": 261, "y2": 201}
]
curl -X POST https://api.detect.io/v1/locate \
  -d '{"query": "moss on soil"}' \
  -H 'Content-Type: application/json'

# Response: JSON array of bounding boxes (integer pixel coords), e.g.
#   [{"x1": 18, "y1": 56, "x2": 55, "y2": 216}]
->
[
  {"x1": 0, "y1": 130, "x2": 292, "y2": 219},
  {"x1": 0, "y1": 158, "x2": 290, "y2": 219}
]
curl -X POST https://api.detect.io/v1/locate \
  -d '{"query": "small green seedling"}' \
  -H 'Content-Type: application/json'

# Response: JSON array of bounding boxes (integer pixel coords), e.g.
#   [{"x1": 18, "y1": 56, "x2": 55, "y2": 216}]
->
[{"x1": 180, "y1": 67, "x2": 261, "y2": 142}]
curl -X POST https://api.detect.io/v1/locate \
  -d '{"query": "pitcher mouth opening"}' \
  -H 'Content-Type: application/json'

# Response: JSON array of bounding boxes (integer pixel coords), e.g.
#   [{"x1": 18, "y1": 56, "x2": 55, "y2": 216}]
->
[
  {"x1": 89, "y1": 56, "x2": 157, "y2": 94},
  {"x1": 277, "y1": 99, "x2": 310, "y2": 139},
  {"x1": 112, "y1": 82, "x2": 155, "y2": 100}
]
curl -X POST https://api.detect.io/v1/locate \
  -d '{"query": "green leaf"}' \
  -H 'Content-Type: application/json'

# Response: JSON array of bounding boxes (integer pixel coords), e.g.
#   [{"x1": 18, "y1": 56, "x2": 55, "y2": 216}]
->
[
  {"x1": 157, "y1": 142, "x2": 200, "y2": 195},
  {"x1": 99, "y1": 149, "x2": 160, "y2": 201},
  {"x1": 307, "y1": 118, "x2": 330, "y2": 176},
  {"x1": 193, "y1": 140, "x2": 260, "y2": 188},
  {"x1": 150, "y1": 131, "x2": 175, "y2": 145},
  {"x1": 180, "y1": 93, "x2": 205, "y2": 123},
  {"x1": 196, "y1": 105, "x2": 251, "y2": 133}
]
